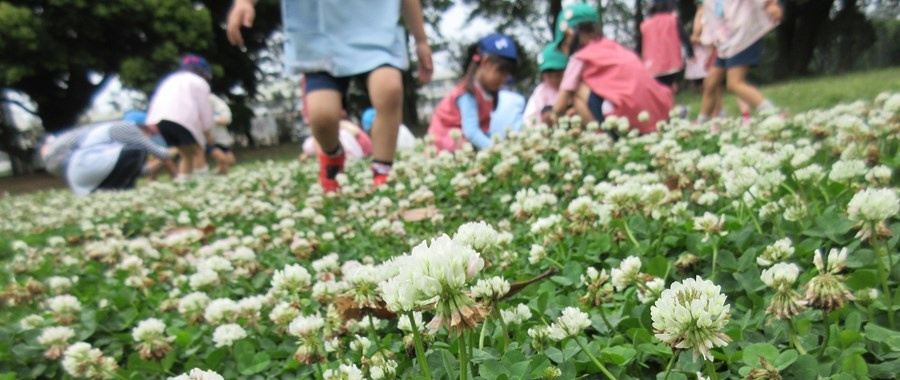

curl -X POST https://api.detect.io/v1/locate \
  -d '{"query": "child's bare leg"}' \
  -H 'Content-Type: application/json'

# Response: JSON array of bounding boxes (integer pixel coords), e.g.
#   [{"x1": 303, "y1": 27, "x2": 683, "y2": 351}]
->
[
  {"x1": 366, "y1": 67, "x2": 403, "y2": 163},
  {"x1": 725, "y1": 66, "x2": 765, "y2": 108},
  {"x1": 713, "y1": 85, "x2": 725, "y2": 116},
  {"x1": 192, "y1": 150, "x2": 209, "y2": 173},
  {"x1": 306, "y1": 90, "x2": 343, "y2": 153},
  {"x1": 177, "y1": 145, "x2": 198, "y2": 176},
  {"x1": 699, "y1": 66, "x2": 726, "y2": 120},
  {"x1": 572, "y1": 84, "x2": 595, "y2": 124}
]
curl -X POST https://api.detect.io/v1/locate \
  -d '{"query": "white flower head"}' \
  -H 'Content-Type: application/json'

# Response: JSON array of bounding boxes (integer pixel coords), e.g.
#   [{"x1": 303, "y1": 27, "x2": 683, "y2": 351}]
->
[
  {"x1": 470, "y1": 276, "x2": 510, "y2": 301},
  {"x1": 651, "y1": 276, "x2": 732, "y2": 361},
  {"x1": 212, "y1": 324, "x2": 247, "y2": 348},
  {"x1": 611, "y1": 256, "x2": 642, "y2": 291},
  {"x1": 548, "y1": 307, "x2": 591, "y2": 341},
  {"x1": 761, "y1": 262, "x2": 800, "y2": 289}
]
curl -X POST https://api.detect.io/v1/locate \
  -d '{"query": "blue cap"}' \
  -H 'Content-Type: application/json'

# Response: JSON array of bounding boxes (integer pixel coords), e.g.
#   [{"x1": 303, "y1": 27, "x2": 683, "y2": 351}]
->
[
  {"x1": 179, "y1": 54, "x2": 212, "y2": 79},
  {"x1": 479, "y1": 33, "x2": 518, "y2": 60},
  {"x1": 361, "y1": 108, "x2": 376, "y2": 133},
  {"x1": 122, "y1": 110, "x2": 147, "y2": 126}
]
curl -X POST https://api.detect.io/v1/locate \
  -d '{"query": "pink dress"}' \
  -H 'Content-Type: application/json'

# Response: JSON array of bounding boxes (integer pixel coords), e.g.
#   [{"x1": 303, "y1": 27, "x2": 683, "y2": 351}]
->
[
  {"x1": 428, "y1": 82, "x2": 494, "y2": 152},
  {"x1": 701, "y1": 0, "x2": 777, "y2": 59},
  {"x1": 640, "y1": 13, "x2": 684, "y2": 76},
  {"x1": 571, "y1": 38, "x2": 674, "y2": 134}
]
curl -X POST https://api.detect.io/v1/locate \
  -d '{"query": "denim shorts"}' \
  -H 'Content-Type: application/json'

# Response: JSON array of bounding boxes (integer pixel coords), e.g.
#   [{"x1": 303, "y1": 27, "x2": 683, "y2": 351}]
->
[{"x1": 715, "y1": 39, "x2": 763, "y2": 69}]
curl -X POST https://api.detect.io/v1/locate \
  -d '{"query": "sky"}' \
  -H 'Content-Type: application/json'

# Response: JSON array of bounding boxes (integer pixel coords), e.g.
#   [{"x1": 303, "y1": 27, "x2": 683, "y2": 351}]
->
[{"x1": 6, "y1": 1, "x2": 526, "y2": 129}]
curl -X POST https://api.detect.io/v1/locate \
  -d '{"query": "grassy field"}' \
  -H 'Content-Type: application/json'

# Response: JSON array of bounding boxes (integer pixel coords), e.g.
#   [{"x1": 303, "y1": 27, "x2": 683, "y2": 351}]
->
[{"x1": 676, "y1": 66, "x2": 900, "y2": 117}]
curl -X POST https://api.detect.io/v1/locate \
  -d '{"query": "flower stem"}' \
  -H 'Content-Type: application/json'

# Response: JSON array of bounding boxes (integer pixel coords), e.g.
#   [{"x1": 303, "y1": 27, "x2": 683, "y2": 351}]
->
[
  {"x1": 705, "y1": 360, "x2": 718, "y2": 380},
  {"x1": 871, "y1": 230, "x2": 895, "y2": 329},
  {"x1": 314, "y1": 362, "x2": 324, "y2": 379},
  {"x1": 478, "y1": 314, "x2": 490, "y2": 350},
  {"x1": 367, "y1": 313, "x2": 378, "y2": 340},
  {"x1": 788, "y1": 319, "x2": 807, "y2": 355},
  {"x1": 742, "y1": 199, "x2": 763, "y2": 235},
  {"x1": 623, "y1": 222, "x2": 641, "y2": 257},
  {"x1": 546, "y1": 256, "x2": 565, "y2": 269},
  {"x1": 598, "y1": 305, "x2": 614, "y2": 332},
  {"x1": 662, "y1": 350, "x2": 678, "y2": 380},
  {"x1": 408, "y1": 312, "x2": 433, "y2": 380},
  {"x1": 458, "y1": 331, "x2": 469, "y2": 380},
  {"x1": 497, "y1": 312, "x2": 510, "y2": 351},
  {"x1": 575, "y1": 337, "x2": 616, "y2": 380},
  {"x1": 711, "y1": 243, "x2": 719, "y2": 281},
  {"x1": 819, "y1": 311, "x2": 832, "y2": 358}
]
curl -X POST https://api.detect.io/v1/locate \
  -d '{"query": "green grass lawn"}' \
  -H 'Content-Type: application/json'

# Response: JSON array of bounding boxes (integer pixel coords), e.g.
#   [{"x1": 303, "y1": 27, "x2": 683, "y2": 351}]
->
[{"x1": 676, "y1": 66, "x2": 900, "y2": 117}]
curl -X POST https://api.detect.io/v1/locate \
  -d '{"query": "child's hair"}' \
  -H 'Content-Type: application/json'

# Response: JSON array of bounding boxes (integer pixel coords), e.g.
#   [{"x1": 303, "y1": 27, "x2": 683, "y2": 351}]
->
[
  {"x1": 460, "y1": 43, "x2": 518, "y2": 108},
  {"x1": 649, "y1": 3, "x2": 677, "y2": 15},
  {"x1": 567, "y1": 21, "x2": 602, "y2": 57}
]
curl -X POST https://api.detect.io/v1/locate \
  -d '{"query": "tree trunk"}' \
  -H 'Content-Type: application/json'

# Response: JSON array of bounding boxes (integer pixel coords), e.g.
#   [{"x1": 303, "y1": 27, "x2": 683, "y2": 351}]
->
[
  {"x1": 634, "y1": 0, "x2": 644, "y2": 54},
  {"x1": 23, "y1": 70, "x2": 106, "y2": 132},
  {"x1": 548, "y1": 0, "x2": 563, "y2": 40}
]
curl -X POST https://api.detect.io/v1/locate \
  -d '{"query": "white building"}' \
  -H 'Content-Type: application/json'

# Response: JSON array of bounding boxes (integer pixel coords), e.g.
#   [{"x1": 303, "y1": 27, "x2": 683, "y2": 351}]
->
[{"x1": 416, "y1": 69, "x2": 458, "y2": 125}]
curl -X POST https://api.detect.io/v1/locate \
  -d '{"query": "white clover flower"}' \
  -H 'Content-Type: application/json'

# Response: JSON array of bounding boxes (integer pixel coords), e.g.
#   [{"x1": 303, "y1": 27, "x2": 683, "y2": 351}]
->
[
  {"x1": 379, "y1": 275, "x2": 417, "y2": 313},
  {"x1": 62, "y1": 342, "x2": 117, "y2": 378},
  {"x1": 312, "y1": 252, "x2": 340, "y2": 274},
  {"x1": 847, "y1": 188, "x2": 898, "y2": 225},
  {"x1": 757, "y1": 238, "x2": 795, "y2": 267},
  {"x1": 814, "y1": 247, "x2": 849, "y2": 274},
  {"x1": 651, "y1": 276, "x2": 731, "y2": 361},
  {"x1": 794, "y1": 164, "x2": 825, "y2": 183},
  {"x1": 288, "y1": 314, "x2": 325, "y2": 337},
  {"x1": 131, "y1": 318, "x2": 166, "y2": 342},
  {"x1": 547, "y1": 307, "x2": 591, "y2": 341},
  {"x1": 38, "y1": 326, "x2": 75, "y2": 346},
  {"x1": 271, "y1": 264, "x2": 312, "y2": 293},
  {"x1": 500, "y1": 303, "x2": 533, "y2": 325},
  {"x1": 212, "y1": 324, "x2": 247, "y2": 348},
  {"x1": 528, "y1": 244, "x2": 547, "y2": 264},
  {"x1": 693, "y1": 212, "x2": 727, "y2": 242},
  {"x1": 638, "y1": 277, "x2": 666, "y2": 304},
  {"x1": 349, "y1": 335, "x2": 371, "y2": 353},
  {"x1": 47, "y1": 276, "x2": 74, "y2": 293},
  {"x1": 611, "y1": 256, "x2": 642, "y2": 291},
  {"x1": 270, "y1": 302, "x2": 301, "y2": 329},
  {"x1": 470, "y1": 276, "x2": 510, "y2": 301},
  {"x1": 19, "y1": 314, "x2": 44, "y2": 331},
  {"x1": 204, "y1": 298, "x2": 238, "y2": 325},
  {"x1": 761, "y1": 262, "x2": 800, "y2": 289},
  {"x1": 453, "y1": 221, "x2": 501, "y2": 251},
  {"x1": 169, "y1": 368, "x2": 225, "y2": 380},
  {"x1": 397, "y1": 311, "x2": 425, "y2": 333},
  {"x1": 178, "y1": 292, "x2": 211, "y2": 321},
  {"x1": 323, "y1": 364, "x2": 363, "y2": 380},
  {"x1": 530, "y1": 215, "x2": 562, "y2": 235},
  {"x1": 865, "y1": 165, "x2": 892, "y2": 185},
  {"x1": 828, "y1": 159, "x2": 867, "y2": 182},
  {"x1": 189, "y1": 269, "x2": 220, "y2": 290}
]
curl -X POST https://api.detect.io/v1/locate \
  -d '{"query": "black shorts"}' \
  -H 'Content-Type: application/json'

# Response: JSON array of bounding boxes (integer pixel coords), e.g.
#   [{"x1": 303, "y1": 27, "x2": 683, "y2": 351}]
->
[
  {"x1": 206, "y1": 144, "x2": 232, "y2": 155},
  {"x1": 655, "y1": 73, "x2": 679, "y2": 88},
  {"x1": 157, "y1": 120, "x2": 197, "y2": 147},
  {"x1": 96, "y1": 148, "x2": 147, "y2": 192}
]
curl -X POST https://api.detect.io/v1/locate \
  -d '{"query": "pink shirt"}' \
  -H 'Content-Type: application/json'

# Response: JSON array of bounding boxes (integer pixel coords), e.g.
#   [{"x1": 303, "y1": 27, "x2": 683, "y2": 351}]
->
[
  {"x1": 523, "y1": 82, "x2": 560, "y2": 127},
  {"x1": 701, "y1": 0, "x2": 777, "y2": 59},
  {"x1": 428, "y1": 82, "x2": 494, "y2": 152},
  {"x1": 641, "y1": 13, "x2": 684, "y2": 76},
  {"x1": 146, "y1": 71, "x2": 214, "y2": 147}
]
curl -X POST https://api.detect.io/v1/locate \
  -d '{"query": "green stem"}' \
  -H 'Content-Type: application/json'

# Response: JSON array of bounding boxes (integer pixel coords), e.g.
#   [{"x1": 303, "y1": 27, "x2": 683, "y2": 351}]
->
[
  {"x1": 367, "y1": 313, "x2": 378, "y2": 341},
  {"x1": 623, "y1": 222, "x2": 641, "y2": 256},
  {"x1": 478, "y1": 314, "x2": 490, "y2": 350},
  {"x1": 546, "y1": 256, "x2": 565, "y2": 269},
  {"x1": 575, "y1": 337, "x2": 617, "y2": 380},
  {"x1": 872, "y1": 230, "x2": 895, "y2": 329},
  {"x1": 711, "y1": 241, "x2": 719, "y2": 281},
  {"x1": 788, "y1": 319, "x2": 807, "y2": 355},
  {"x1": 497, "y1": 312, "x2": 510, "y2": 351},
  {"x1": 816, "y1": 184, "x2": 830, "y2": 204},
  {"x1": 408, "y1": 312, "x2": 434, "y2": 380},
  {"x1": 705, "y1": 360, "x2": 718, "y2": 380},
  {"x1": 459, "y1": 331, "x2": 469, "y2": 380},
  {"x1": 742, "y1": 199, "x2": 763, "y2": 235},
  {"x1": 314, "y1": 362, "x2": 324, "y2": 379},
  {"x1": 819, "y1": 311, "x2": 832, "y2": 358},
  {"x1": 598, "y1": 305, "x2": 614, "y2": 332},
  {"x1": 662, "y1": 350, "x2": 678, "y2": 380}
]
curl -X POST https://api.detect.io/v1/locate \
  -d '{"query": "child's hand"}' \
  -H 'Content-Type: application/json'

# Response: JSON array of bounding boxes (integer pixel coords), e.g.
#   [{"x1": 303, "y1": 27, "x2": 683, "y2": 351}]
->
[
  {"x1": 765, "y1": 2, "x2": 783, "y2": 23},
  {"x1": 167, "y1": 147, "x2": 180, "y2": 158},
  {"x1": 227, "y1": 0, "x2": 256, "y2": 46},
  {"x1": 416, "y1": 41, "x2": 433, "y2": 83}
]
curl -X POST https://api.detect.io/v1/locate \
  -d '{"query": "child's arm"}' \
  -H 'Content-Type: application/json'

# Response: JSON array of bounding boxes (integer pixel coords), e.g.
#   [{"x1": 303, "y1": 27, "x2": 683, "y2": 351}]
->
[
  {"x1": 227, "y1": 0, "x2": 257, "y2": 46},
  {"x1": 763, "y1": 0, "x2": 783, "y2": 23},
  {"x1": 551, "y1": 57, "x2": 584, "y2": 118},
  {"x1": 457, "y1": 94, "x2": 492, "y2": 149},
  {"x1": 402, "y1": 0, "x2": 433, "y2": 83}
]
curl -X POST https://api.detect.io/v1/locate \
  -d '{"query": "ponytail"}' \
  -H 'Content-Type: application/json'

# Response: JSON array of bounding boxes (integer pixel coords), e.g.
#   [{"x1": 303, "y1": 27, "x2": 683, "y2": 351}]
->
[{"x1": 461, "y1": 43, "x2": 482, "y2": 95}]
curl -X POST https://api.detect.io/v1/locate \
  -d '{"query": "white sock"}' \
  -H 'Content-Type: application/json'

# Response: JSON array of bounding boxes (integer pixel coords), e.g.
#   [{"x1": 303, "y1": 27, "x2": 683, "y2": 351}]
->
[
  {"x1": 174, "y1": 174, "x2": 191, "y2": 183},
  {"x1": 757, "y1": 100, "x2": 777, "y2": 114}
]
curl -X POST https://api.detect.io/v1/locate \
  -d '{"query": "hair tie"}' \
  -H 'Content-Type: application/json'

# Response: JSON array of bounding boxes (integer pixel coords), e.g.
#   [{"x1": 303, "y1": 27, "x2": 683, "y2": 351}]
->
[{"x1": 472, "y1": 54, "x2": 481, "y2": 63}]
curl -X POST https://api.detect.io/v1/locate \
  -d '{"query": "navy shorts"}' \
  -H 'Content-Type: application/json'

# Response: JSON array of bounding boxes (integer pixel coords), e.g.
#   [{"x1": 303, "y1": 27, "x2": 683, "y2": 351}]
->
[
  {"x1": 715, "y1": 39, "x2": 763, "y2": 69},
  {"x1": 157, "y1": 120, "x2": 197, "y2": 147},
  {"x1": 206, "y1": 144, "x2": 232, "y2": 155},
  {"x1": 587, "y1": 92, "x2": 607, "y2": 124},
  {"x1": 303, "y1": 65, "x2": 400, "y2": 99}
]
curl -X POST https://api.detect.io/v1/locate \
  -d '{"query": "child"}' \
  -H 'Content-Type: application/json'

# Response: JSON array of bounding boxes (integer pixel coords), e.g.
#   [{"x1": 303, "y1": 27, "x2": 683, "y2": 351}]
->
[
  {"x1": 206, "y1": 94, "x2": 237, "y2": 174},
  {"x1": 428, "y1": 33, "x2": 518, "y2": 152},
  {"x1": 40, "y1": 111, "x2": 177, "y2": 195},
  {"x1": 146, "y1": 55, "x2": 215, "y2": 182},
  {"x1": 697, "y1": 0, "x2": 783, "y2": 123},
  {"x1": 227, "y1": 0, "x2": 433, "y2": 191},
  {"x1": 641, "y1": 0, "x2": 694, "y2": 89},
  {"x1": 490, "y1": 86, "x2": 526, "y2": 139},
  {"x1": 361, "y1": 108, "x2": 416, "y2": 151},
  {"x1": 551, "y1": 4, "x2": 674, "y2": 135},
  {"x1": 523, "y1": 44, "x2": 568, "y2": 128}
]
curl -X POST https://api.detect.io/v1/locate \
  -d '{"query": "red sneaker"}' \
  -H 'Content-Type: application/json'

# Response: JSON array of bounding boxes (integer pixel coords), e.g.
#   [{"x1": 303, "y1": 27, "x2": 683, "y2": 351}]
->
[
  {"x1": 317, "y1": 151, "x2": 345, "y2": 193},
  {"x1": 373, "y1": 173, "x2": 389, "y2": 187}
]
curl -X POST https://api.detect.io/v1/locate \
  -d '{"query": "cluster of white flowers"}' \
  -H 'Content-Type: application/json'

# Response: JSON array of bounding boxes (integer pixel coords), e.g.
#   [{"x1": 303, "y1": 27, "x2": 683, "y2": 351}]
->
[
  {"x1": 757, "y1": 238, "x2": 795, "y2": 267},
  {"x1": 547, "y1": 307, "x2": 591, "y2": 341},
  {"x1": 470, "y1": 276, "x2": 510, "y2": 301},
  {"x1": 847, "y1": 188, "x2": 898, "y2": 224},
  {"x1": 761, "y1": 262, "x2": 801, "y2": 289},
  {"x1": 212, "y1": 323, "x2": 247, "y2": 347},
  {"x1": 500, "y1": 304, "x2": 533, "y2": 325},
  {"x1": 651, "y1": 276, "x2": 732, "y2": 361},
  {"x1": 611, "y1": 256, "x2": 642, "y2": 291},
  {"x1": 169, "y1": 368, "x2": 225, "y2": 380}
]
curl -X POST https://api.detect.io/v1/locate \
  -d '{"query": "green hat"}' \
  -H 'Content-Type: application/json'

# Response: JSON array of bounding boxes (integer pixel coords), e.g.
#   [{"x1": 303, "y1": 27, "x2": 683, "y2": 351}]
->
[
  {"x1": 538, "y1": 44, "x2": 568, "y2": 72},
  {"x1": 551, "y1": 3, "x2": 601, "y2": 49}
]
